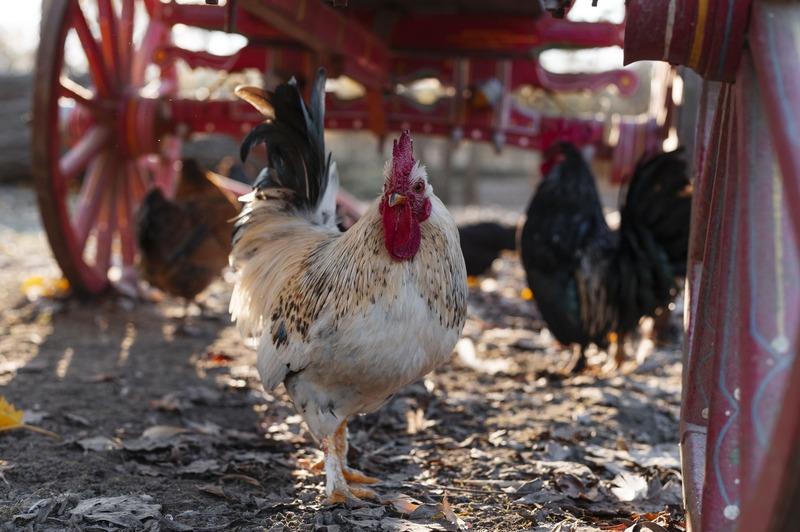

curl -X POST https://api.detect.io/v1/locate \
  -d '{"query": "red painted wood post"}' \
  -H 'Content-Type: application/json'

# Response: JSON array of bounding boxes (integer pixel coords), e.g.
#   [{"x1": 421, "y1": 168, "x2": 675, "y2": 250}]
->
[
  {"x1": 700, "y1": 87, "x2": 744, "y2": 531},
  {"x1": 621, "y1": 1, "x2": 798, "y2": 529},
  {"x1": 735, "y1": 2, "x2": 800, "y2": 529},
  {"x1": 679, "y1": 84, "x2": 721, "y2": 474},
  {"x1": 733, "y1": 52, "x2": 800, "y2": 531},
  {"x1": 680, "y1": 83, "x2": 733, "y2": 530}
]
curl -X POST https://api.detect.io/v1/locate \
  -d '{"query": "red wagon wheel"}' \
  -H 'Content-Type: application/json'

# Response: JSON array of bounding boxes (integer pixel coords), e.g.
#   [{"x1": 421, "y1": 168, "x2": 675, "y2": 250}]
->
[{"x1": 32, "y1": 0, "x2": 181, "y2": 295}]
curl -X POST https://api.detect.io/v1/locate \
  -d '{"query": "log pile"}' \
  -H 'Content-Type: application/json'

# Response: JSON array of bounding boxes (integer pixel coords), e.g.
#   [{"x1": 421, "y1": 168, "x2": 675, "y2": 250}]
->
[{"x1": 0, "y1": 74, "x2": 32, "y2": 183}]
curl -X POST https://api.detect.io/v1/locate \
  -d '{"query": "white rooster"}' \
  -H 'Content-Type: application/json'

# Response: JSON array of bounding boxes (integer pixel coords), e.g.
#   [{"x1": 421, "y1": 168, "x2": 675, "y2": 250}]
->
[{"x1": 230, "y1": 69, "x2": 467, "y2": 503}]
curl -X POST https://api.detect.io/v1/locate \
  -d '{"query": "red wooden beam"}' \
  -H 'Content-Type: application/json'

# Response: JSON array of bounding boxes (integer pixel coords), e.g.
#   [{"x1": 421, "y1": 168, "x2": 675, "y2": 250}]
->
[
  {"x1": 391, "y1": 56, "x2": 639, "y2": 96},
  {"x1": 388, "y1": 14, "x2": 624, "y2": 57},
  {"x1": 679, "y1": 80, "x2": 725, "y2": 532},
  {"x1": 236, "y1": 0, "x2": 390, "y2": 88},
  {"x1": 165, "y1": 94, "x2": 609, "y2": 154}
]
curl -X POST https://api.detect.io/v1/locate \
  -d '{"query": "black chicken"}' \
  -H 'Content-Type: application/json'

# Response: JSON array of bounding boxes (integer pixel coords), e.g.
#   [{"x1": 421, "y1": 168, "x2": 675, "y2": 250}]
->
[
  {"x1": 519, "y1": 142, "x2": 691, "y2": 372},
  {"x1": 458, "y1": 221, "x2": 518, "y2": 277}
]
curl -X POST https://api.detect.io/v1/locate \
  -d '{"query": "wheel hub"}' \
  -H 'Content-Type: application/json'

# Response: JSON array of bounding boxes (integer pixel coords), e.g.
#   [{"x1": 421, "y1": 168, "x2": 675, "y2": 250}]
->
[{"x1": 117, "y1": 94, "x2": 170, "y2": 158}]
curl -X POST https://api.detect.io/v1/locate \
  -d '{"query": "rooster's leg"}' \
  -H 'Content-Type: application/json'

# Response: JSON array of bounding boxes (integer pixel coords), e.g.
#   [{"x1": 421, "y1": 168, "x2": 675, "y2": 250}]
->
[
  {"x1": 566, "y1": 344, "x2": 587, "y2": 374},
  {"x1": 334, "y1": 421, "x2": 380, "y2": 485},
  {"x1": 323, "y1": 421, "x2": 378, "y2": 504},
  {"x1": 322, "y1": 433, "x2": 352, "y2": 504},
  {"x1": 613, "y1": 331, "x2": 627, "y2": 368}
]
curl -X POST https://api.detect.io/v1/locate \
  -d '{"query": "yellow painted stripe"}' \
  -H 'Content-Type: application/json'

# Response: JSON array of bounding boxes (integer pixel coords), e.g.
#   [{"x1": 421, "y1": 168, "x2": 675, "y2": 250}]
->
[
  {"x1": 771, "y1": 160, "x2": 785, "y2": 339},
  {"x1": 689, "y1": 0, "x2": 709, "y2": 68}
]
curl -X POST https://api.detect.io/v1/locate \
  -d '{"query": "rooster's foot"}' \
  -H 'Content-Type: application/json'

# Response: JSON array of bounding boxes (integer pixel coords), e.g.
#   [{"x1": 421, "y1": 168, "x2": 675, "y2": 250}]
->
[
  {"x1": 325, "y1": 489, "x2": 350, "y2": 505},
  {"x1": 349, "y1": 486, "x2": 379, "y2": 500},
  {"x1": 324, "y1": 486, "x2": 377, "y2": 506},
  {"x1": 561, "y1": 347, "x2": 587, "y2": 375},
  {"x1": 299, "y1": 457, "x2": 325, "y2": 474},
  {"x1": 306, "y1": 458, "x2": 378, "y2": 483},
  {"x1": 343, "y1": 468, "x2": 379, "y2": 485}
]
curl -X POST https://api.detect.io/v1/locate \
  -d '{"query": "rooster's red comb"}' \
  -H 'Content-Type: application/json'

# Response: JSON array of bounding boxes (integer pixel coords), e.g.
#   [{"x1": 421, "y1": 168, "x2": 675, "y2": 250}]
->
[{"x1": 391, "y1": 130, "x2": 415, "y2": 182}]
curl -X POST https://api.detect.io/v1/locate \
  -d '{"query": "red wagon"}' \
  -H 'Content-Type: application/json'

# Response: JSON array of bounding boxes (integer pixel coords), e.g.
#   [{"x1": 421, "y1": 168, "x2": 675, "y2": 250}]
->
[{"x1": 30, "y1": 1, "x2": 800, "y2": 531}]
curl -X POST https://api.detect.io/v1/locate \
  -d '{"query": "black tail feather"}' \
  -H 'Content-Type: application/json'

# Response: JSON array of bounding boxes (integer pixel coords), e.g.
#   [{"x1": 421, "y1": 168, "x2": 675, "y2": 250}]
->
[
  {"x1": 617, "y1": 148, "x2": 691, "y2": 329},
  {"x1": 239, "y1": 68, "x2": 330, "y2": 213}
]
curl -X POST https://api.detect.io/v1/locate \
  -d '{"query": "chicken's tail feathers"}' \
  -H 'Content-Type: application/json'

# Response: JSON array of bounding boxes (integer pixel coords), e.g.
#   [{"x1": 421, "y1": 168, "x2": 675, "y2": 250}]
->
[
  {"x1": 238, "y1": 68, "x2": 337, "y2": 227},
  {"x1": 621, "y1": 148, "x2": 692, "y2": 272},
  {"x1": 616, "y1": 148, "x2": 692, "y2": 329}
]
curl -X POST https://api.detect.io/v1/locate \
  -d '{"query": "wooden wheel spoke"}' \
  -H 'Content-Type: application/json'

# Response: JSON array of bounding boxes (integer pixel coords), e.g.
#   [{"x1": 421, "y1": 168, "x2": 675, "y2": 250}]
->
[
  {"x1": 97, "y1": 0, "x2": 122, "y2": 89},
  {"x1": 94, "y1": 165, "x2": 118, "y2": 275},
  {"x1": 59, "y1": 126, "x2": 110, "y2": 184},
  {"x1": 59, "y1": 76, "x2": 96, "y2": 110},
  {"x1": 74, "y1": 155, "x2": 110, "y2": 250},
  {"x1": 70, "y1": 2, "x2": 112, "y2": 97},
  {"x1": 119, "y1": 0, "x2": 135, "y2": 83},
  {"x1": 117, "y1": 167, "x2": 137, "y2": 267},
  {"x1": 132, "y1": 19, "x2": 169, "y2": 87}
]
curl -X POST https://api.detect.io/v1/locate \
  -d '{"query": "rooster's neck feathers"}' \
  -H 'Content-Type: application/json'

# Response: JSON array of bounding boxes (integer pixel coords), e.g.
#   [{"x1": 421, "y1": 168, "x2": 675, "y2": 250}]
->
[{"x1": 238, "y1": 201, "x2": 467, "y2": 352}]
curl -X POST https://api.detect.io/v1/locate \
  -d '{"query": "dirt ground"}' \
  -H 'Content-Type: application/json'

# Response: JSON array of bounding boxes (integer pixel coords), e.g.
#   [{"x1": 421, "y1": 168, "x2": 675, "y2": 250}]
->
[{"x1": 0, "y1": 184, "x2": 685, "y2": 531}]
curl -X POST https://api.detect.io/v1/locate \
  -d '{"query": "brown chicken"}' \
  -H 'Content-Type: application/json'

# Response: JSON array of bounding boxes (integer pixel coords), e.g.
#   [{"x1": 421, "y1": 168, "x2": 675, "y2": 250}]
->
[
  {"x1": 135, "y1": 159, "x2": 239, "y2": 305},
  {"x1": 230, "y1": 69, "x2": 467, "y2": 503}
]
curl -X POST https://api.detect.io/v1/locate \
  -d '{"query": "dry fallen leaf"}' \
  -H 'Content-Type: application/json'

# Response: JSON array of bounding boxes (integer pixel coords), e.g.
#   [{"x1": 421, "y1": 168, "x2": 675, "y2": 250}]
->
[
  {"x1": 0, "y1": 395, "x2": 59, "y2": 439},
  {"x1": 20, "y1": 276, "x2": 70, "y2": 301},
  {"x1": 0, "y1": 396, "x2": 24, "y2": 429},
  {"x1": 387, "y1": 494, "x2": 423, "y2": 514},
  {"x1": 78, "y1": 436, "x2": 122, "y2": 453},
  {"x1": 380, "y1": 517, "x2": 448, "y2": 532},
  {"x1": 441, "y1": 493, "x2": 470, "y2": 530},
  {"x1": 221, "y1": 473, "x2": 262, "y2": 487},
  {"x1": 123, "y1": 425, "x2": 189, "y2": 451},
  {"x1": 69, "y1": 495, "x2": 161, "y2": 528},
  {"x1": 177, "y1": 459, "x2": 221, "y2": 475},
  {"x1": 205, "y1": 351, "x2": 235, "y2": 366},
  {"x1": 197, "y1": 483, "x2": 227, "y2": 498}
]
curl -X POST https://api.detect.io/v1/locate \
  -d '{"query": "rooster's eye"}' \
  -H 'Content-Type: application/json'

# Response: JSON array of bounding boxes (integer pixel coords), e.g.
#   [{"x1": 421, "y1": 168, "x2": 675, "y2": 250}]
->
[{"x1": 413, "y1": 182, "x2": 425, "y2": 193}]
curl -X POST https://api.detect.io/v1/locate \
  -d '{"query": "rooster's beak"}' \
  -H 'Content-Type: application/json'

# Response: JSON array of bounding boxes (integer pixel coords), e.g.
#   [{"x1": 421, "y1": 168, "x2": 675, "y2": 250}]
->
[{"x1": 388, "y1": 193, "x2": 407, "y2": 207}]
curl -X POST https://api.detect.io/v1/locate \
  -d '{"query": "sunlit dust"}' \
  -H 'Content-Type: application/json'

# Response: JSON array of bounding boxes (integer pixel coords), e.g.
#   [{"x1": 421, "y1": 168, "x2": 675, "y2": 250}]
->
[
  {"x1": 117, "y1": 323, "x2": 137, "y2": 367},
  {"x1": 56, "y1": 348, "x2": 75, "y2": 380}
]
